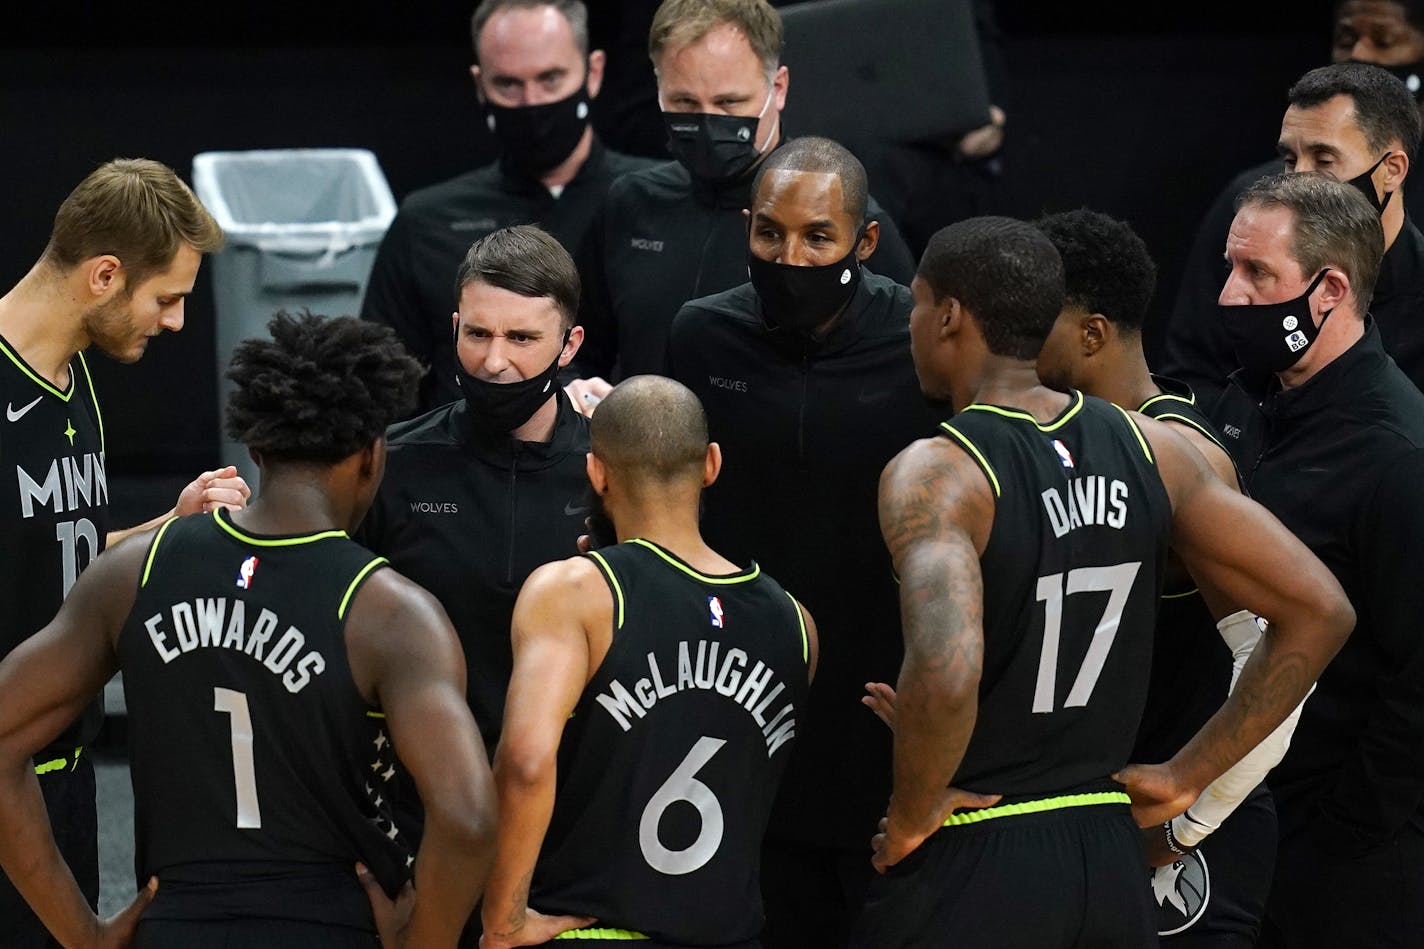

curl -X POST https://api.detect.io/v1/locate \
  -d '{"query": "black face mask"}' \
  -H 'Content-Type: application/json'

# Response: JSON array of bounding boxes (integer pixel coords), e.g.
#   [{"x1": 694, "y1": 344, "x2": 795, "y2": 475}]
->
[
  {"x1": 1220, "y1": 268, "x2": 1333, "y2": 374},
  {"x1": 662, "y1": 90, "x2": 775, "y2": 185},
  {"x1": 1349, "y1": 58, "x2": 1424, "y2": 102},
  {"x1": 748, "y1": 245, "x2": 863, "y2": 336},
  {"x1": 484, "y1": 85, "x2": 591, "y2": 176},
  {"x1": 1345, "y1": 151, "x2": 1394, "y2": 214},
  {"x1": 455, "y1": 335, "x2": 567, "y2": 434}
]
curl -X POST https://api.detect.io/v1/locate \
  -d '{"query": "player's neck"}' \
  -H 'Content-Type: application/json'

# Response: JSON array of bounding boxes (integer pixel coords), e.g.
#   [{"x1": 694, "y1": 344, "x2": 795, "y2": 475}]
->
[
  {"x1": 611, "y1": 507, "x2": 737, "y2": 575},
  {"x1": 1383, "y1": 191, "x2": 1405, "y2": 250},
  {"x1": 965, "y1": 360, "x2": 1067, "y2": 420},
  {"x1": 1093, "y1": 350, "x2": 1159, "y2": 412},
  {"x1": 0, "y1": 265, "x2": 85, "y2": 386},
  {"x1": 230, "y1": 478, "x2": 348, "y2": 537}
]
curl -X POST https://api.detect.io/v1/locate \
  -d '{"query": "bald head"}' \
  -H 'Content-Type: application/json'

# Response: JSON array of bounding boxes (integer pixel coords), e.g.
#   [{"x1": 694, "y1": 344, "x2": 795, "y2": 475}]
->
[
  {"x1": 751, "y1": 135, "x2": 868, "y2": 225},
  {"x1": 590, "y1": 375, "x2": 710, "y2": 486}
]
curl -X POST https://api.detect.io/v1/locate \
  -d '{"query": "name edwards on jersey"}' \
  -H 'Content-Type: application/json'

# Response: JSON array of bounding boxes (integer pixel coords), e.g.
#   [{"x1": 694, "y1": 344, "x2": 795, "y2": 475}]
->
[
  {"x1": 142, "y1": 596, "x2": 326, "y2": 694},
  {"x1": 595, "y1": 638, "x2": 798, "y2": 757}
]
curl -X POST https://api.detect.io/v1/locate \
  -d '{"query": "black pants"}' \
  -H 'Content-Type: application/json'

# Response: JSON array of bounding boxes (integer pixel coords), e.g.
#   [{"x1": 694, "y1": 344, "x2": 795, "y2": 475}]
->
[
  {"x1": 1259, "y1": 820, "x2": 1424, "y2": 948},
  {"x1": 850, "y1": 804, "x2": 1153, "y2": 949},
  {"x1": 0, "y1": 752, "x2": 98, "y2": 949},
  {"x1": 1155, "y1": 785, "x2": 1276, "y2": 946},
  {"x1": 136, "y1": 918, "x2": 380, "y2": 948},
  {"x1": 760, "y1": 836, "x2": 874, "y2": 949}
]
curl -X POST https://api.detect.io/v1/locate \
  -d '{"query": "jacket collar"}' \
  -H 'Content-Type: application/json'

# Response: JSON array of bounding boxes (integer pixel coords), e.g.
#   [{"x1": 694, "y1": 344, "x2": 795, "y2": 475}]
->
[{"x1": 1227, "y1": 317, "x2": 1390, "y2": 420}]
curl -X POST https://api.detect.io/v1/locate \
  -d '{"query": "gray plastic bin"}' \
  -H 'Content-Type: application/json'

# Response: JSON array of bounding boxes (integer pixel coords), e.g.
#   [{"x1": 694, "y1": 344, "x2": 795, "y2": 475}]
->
[{"x1": 192, "y1": 148, "x2": 396, "y2": 489}]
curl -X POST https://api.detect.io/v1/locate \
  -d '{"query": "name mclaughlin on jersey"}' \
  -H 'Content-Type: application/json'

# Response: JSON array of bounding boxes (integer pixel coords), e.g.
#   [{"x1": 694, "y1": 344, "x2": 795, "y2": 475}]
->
[
  {"x1": 595, "y1": 639, "x2": 797, "y2": 757},
  {"x1": 142, "y1": 598, "x2": 326, "y2": 694},
  {"x1": 1041, "y1": 476, "x2": 1130, "y2": 539}
]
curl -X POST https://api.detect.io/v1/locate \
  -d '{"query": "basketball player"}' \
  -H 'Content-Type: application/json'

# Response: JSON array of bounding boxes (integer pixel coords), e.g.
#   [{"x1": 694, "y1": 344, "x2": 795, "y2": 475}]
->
[
  {"x1": 480, "y1": 375, "x2": 818, "y2": 948},
  {"x1": 0, "y1": 312, "x2": 496, "y2": 948},
  {"x1": 1035, "y1": 208, "x2": 1310, "y2": 945},
  {"x1": 849, "y1": 217, "x2": 1352, "y2": 948},
  {"x1": 0, "y1": 157, "x2": 249, "y2": 949}
]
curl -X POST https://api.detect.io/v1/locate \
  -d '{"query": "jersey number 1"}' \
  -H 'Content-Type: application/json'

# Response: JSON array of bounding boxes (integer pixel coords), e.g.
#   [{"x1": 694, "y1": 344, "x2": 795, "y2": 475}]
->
[
  {"x1": 1032, "y1": 562, "x2": 1141, "y2": 713},
  {"x1": 214, "y1": 687, "x2": 262, "y2": 828}
]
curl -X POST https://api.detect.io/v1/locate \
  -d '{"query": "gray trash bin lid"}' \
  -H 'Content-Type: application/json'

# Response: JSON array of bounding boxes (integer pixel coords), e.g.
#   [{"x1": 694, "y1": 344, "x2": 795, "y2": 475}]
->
[{"x1": 192, "y1": 148, "x2": 396, "y2": 256}]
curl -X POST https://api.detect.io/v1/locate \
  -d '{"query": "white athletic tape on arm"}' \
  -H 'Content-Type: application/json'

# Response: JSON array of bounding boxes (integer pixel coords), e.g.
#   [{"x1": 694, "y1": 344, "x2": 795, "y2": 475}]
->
[{"x1": 1173, "y1": 610, "x2": 1313, "y2": 847}]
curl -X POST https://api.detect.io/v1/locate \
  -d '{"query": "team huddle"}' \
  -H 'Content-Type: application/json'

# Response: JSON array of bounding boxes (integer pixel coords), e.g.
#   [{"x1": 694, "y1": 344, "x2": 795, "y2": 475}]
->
[{"x1": 4, "y1": 0, "x2": 1424, "y2": 947}]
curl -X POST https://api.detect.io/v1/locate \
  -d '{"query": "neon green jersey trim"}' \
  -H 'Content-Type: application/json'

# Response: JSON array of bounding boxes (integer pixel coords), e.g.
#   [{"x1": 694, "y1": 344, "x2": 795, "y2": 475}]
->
[
  {"x1": 941, "y1": 790, "x2": 1130, "y2": 827},
  {"x1": 1137, "y1": 390, "x2": 1195, "y2": 413},
  {"x1": 211, "y1": 509, "x2": 347, "y2": 547},
  {"x1": 1162, "y1": 587, "x2": 1199, "y2": 600},
  {"x1": 587, "y1": 550, "x2": 625, "y2": 630},
  {"x1": 76, "y1": 351, "x2": 104, "y2": 453},
  {"x1": 627, "y1": 538, "x2": 761, "y2": 585},
  {"x1": 1111, "y1": 405, "x2": 1155, "y2": 464},
  {"x1": 0, "y1": 336, "x2": 73, "y2": 402},
  {"x1": 366, "y1": 710, "x2": 385, "y2": 720},
  {"x1": 962, "y1": 388, "x2": 1085, "y2": 433},
  {"x1": 554, "y1": 927, "x2": 650, "y2": 940},
  {"x1": 141, "y1": 516, "x2": 182, "y2": 588},
  {"x1": 787, "y1": 592, "x2": 809, "y2": 663},
  {"x1": 338, "y1": 558, "x2": 388, "y2": 620},
  {"x1": 1150, "y1": 412, "x2": 1229, "y2": 454},
  {"x1": 34, "y1": 747, "x2": 82, "y2": 776},
  {"x1": 939, "y1": 423, "x2": 1001, "y2": 498}
]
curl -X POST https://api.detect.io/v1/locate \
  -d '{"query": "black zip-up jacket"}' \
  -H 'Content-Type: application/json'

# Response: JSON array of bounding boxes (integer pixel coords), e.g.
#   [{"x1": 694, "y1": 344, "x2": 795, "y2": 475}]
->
[
  {"x1": 666, "y1": 271, "x2": 942, "y2": 851},
  {"x1": 1162, "y1": 157, "x2": 1424, "y2": 406},
  {"x1": 1211, "y1": 320, "x2": 1424, "y2": 857},
  {"x1": 355, "y1": 394, "x2": 591, "y2": 755},
  {"x1": 360, "y1": 140, "x2": 657, "y2": 414},
  {"x1": 575, "y1": 149, "x2": 918, "y2": 383}
]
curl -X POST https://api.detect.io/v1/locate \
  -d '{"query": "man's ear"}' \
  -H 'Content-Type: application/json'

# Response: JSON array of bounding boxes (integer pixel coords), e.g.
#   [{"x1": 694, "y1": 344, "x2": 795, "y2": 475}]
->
[
  {"x1": 587, "y1": 49, "x2": 606, "y2": 99},
  {"x1": 703, "y1": 442, "x2": 723, "y2": 488},
  {"x1": 85, "y1": 256, "x2": 124, "y2": 301},
  {"x1": 1082, "y1": 314, "x2": 1111, "y2": 356},
  {"x1": 470, "y1": 64, "x2": 484, "y2": 103},
  {"x1": 586, "y1": 452, "x2": 608, "y2": 496},
  {"x1": 856, "y1": 221, "x2": 880, "y2": 262},
  {"x1": 1317, "y1": 267, "x2": 1352, "y2": 320},
  {"x1": 1383, "y1": 147, "x2": 1410, "y2": 193}
]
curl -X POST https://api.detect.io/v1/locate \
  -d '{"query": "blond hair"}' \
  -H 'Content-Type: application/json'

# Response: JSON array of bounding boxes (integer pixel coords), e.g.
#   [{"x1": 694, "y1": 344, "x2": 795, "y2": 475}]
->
[{"x1": 649, "y1": 0, "x2": 783, "y2": 78}]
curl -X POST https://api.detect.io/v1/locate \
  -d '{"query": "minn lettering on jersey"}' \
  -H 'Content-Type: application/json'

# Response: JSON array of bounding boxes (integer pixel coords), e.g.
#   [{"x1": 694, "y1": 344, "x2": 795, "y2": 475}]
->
[
  {"x1": 16, "y1": 452, "x2": 108, "y2": 518},
  {"x1": 594, "y1": 639, "x2": 797, "y2": 757},
  {"x1": 143, "y1": 597, "x2": 326, "y2": 694}
]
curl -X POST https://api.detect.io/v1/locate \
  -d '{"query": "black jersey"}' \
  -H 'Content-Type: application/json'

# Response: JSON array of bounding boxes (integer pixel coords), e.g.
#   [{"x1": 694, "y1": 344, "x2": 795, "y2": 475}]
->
[
  {"x1": 1132, "y1": 377, "x2": 1237, "y2": 763},
  {"x1": 531, "y1": 539, "x2": 810, "y2": 945},
  {"x1": 941, "y1": 390, "x2": 1171, "y2": 797},
  {"x1": 118, "y1": 509, "x2": 409, "y2": 928},
  {"x1": 0, "y1": 338, "x2": 109, "y2": 751}
]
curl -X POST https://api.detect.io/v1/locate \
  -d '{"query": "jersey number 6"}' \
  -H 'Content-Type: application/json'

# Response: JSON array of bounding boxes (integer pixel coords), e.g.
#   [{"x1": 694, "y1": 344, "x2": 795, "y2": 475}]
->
[{"x1": 639, "y1": 736, "x2": 726, "y2": 875}]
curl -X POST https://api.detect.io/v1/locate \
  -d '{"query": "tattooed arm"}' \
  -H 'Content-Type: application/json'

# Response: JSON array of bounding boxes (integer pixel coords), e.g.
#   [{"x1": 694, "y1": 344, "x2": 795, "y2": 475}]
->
[
  {"x1": 1115, "y1": 415, "x2": 1354, "y2": 826},
  {"x1": 480, "y1": 559, "x2": 603, "y2": 948},
  {"x1": 873, "y1": 437, "x2": 1003, "y2": 873}
]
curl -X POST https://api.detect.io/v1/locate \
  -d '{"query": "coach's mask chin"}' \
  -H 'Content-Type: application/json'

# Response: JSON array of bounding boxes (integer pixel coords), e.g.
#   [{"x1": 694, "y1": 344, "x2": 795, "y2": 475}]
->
[{"x1": 455, "y1": 338, "x2": 567, "y2": 434}]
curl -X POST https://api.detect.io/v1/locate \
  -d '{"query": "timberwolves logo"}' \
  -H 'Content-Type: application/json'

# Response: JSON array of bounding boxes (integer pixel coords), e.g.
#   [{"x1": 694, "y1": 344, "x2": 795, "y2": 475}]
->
[{"x1": 1152, "y1": 850, "x2": 1210, "y2": 936}]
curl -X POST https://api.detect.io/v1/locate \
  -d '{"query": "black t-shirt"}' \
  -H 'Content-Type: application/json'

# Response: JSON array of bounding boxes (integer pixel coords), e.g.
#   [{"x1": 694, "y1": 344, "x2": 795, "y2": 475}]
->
[
  {"x1": 531, "y1": 539, "x2": 809, "y2": 945},
  {"x1": 1130, "y1": 376, "x2": 1235, "y2": 763},
  {"x1": 1212, "y1": 322, "x2": 1424, "y2": 855},
  {"x1": 359, "y1": 141, "x2": 658, "y2": 413},
  {"x1": 940, "y1": 391, "x2": 1170, "y2": 796},
  {"x1": 119, "y1": 509, "x2": 408, "y2": 927},
  {"x1": 0, "y1": 338, "x2": 109, "y2": 752},
  {"x1": 356, "y1": 394, "x2": 590, "y2": 754},
  {"x1": 666, "y1": 272, "x2": 940, "y2": 851},
  {"x1": 575, "y1": 148, "x2": 918, "y2": 382}
]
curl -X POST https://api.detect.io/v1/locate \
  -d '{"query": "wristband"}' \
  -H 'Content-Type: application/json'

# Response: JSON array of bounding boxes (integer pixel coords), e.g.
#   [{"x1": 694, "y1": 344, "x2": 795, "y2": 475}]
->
[{"x1": 1163, "y1": 819, "x2": 1189, "y2": 856}]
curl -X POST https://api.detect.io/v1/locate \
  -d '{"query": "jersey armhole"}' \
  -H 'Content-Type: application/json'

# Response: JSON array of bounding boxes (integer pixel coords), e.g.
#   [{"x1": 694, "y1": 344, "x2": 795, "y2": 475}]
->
[
  {"x1": 938, "y1": 422, "x2": 1001, "y2": 497},
  {"x1": 139, "y1": 516, "x2": 182, "y2": 589},
  {"x1": 785, "y1": 592, "x2": 809, "y2": 665},
  {"x1": 338, "y1": 557, "x2": 389, "y2": 622},
  {"x1": 1152, "y1": 411, "x2": 1229, "y2": 455},
  {"x1": 585, "y1": 550, "x2": 625, "y2": 631}
]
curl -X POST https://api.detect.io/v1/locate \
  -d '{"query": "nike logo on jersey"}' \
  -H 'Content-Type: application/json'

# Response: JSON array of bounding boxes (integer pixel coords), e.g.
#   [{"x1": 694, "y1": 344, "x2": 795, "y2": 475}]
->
[
  {"x1": 6, "y1": 396, "x2": 42, "y2": 422},
  {"x1": 564, "y1": 498, "x2": 590, "y2": 516}
]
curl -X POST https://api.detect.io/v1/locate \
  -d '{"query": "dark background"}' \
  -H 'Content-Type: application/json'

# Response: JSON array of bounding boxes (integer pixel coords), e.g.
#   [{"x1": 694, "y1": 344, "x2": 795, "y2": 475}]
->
[{"x1": 1, "y1": 1, "x2": 1336, "y2": 518}]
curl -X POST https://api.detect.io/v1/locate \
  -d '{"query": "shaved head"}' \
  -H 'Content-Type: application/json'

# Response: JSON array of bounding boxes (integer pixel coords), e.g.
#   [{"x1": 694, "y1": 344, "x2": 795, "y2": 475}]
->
[{"x1": 591, "y1": 375, "x2": 709, "y2": 486}]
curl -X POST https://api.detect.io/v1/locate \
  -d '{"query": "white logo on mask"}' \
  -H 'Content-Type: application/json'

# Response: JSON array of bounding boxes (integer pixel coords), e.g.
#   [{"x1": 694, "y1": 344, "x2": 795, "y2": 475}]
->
[{"x1": 1282, "y1": 315, "x2": 1298, "y2": 331}]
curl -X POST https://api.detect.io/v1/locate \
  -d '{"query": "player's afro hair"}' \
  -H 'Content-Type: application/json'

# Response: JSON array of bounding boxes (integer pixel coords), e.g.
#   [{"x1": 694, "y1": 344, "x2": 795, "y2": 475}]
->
[
  {"x1": 1035, "y1": 208, "x2": 1157, "y2": 333},
  {"x1": 224, "y1": 310, "x2": 422, "y2": 464}
]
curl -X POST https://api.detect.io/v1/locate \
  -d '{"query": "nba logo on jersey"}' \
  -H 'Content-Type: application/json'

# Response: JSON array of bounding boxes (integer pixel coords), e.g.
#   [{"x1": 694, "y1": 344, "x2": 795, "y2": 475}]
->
[
  {"x1": 1052, "y1": 439, "x2": 1075, "y2": 469},
  {"x1": 708, "y1": 596, "x2": 725, "y2": 628},
  {"x1": 235, "y1": 555, "x2": 259, "y2": 590}
]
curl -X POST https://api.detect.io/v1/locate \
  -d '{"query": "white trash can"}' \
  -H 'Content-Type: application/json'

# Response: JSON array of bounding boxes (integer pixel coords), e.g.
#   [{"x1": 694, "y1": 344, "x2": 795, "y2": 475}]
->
[{"x1": 192, "y1": 148, "x2": 396, "y2": 490}]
